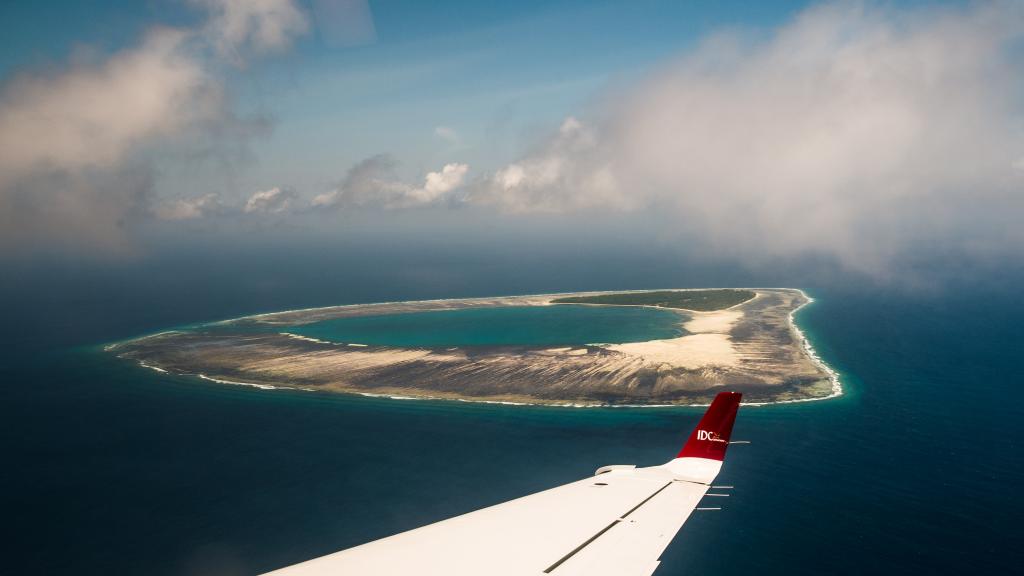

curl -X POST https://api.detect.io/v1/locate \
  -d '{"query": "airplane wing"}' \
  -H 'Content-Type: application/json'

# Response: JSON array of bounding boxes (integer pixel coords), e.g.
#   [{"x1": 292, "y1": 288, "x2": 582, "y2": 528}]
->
[{"x1": 263, "y1": 391, "x2": 743, "y2": 576}]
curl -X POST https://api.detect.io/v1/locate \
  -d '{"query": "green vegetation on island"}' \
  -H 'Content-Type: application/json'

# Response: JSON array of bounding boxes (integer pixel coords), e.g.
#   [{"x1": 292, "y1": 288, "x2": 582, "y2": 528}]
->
[{"x1": 551, "y1": 289, "x2": 756, "y2": 311}]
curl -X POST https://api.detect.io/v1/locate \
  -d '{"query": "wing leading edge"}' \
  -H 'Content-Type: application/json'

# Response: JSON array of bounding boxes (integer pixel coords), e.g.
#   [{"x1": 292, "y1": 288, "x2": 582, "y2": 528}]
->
[{"x1": 264, "y1": 391, "x2": 743, "y2": 576}]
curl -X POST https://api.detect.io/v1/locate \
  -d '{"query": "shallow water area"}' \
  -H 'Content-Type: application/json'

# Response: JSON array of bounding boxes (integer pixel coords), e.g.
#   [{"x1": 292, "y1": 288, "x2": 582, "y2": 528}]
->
[{"x1": 287, "y1": 304, "x2": 687, "y2": 347}]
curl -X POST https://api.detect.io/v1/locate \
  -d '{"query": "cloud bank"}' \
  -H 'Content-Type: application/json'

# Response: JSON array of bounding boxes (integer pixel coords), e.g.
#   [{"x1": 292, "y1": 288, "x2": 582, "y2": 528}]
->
[
  {"x1": 150, "y1": 156, "x2": 469, "y2": 219},
  {"x1": 154, "y1": 193, "x2": 223, "y2": 221},
  {"x1": 194, "y1": 0, "x2": 309, "y2": 62},
  {"x1": 245, "y1": 187, "x2": 297, "y2": 214},
  {"x1": 471, "y1": 1, "x2": 1024, "y2": 273},
  {"x1": 4, "y1": 0, "x2": 1023, "y2": 278},
  {"x1": 312, "y1": 156, "x2": 469, "y2": 209},
  {"x1": 0, "y1": 0, "x2": 309, "y2": 254}
]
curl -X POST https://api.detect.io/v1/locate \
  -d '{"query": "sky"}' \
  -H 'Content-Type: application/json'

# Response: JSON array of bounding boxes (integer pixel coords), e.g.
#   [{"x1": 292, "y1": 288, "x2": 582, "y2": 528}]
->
[{"x1": 1, "y1": 0, "x2": 1022, "y2": 285}]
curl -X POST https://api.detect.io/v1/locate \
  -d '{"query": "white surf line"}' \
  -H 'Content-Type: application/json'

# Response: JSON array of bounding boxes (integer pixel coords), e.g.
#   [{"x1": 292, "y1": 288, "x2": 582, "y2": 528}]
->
[
  {"x1": 280, "y1": 332, "x2": 337, "y2": 345},
  {"x1": 280, "y1": 332, "x2": 370, "y2": 348},
  {"x1": 358, "y1": 392, "x2": 532, "y2": 405},
  {"x1": 737, "y1": 290, "x2": 843, "y2": 407},
  {"x1": 357, "y1": 392, "x2": 420, "y2": 401},
  {"x1": 357, "y1": 391, "x2": 595, "y2": 407},
  {"x1": 105, "y1": 330, "x2": 184, "y2": 350},
  {"x1": 137, "y1": 361, "x2": 168, "y2": 373},
  {"x1": 197, "y1": 374, "x2": 279, "y2": 390},
  {"x1": 362, "y1": 392, "x2": 660, "y2": 409}
]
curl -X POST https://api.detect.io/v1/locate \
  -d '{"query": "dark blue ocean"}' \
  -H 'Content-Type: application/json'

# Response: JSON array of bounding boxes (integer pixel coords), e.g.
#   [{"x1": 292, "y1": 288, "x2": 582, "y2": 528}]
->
[{"x1": 2, "y1": 251, "x2": 1021, "y2": 575}]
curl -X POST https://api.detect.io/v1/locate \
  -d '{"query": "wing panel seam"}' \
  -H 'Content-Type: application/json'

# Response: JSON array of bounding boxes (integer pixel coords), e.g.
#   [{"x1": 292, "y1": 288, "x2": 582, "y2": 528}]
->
[{"x1": 542, "y1": 481, "x2": 673, "y2": 573}]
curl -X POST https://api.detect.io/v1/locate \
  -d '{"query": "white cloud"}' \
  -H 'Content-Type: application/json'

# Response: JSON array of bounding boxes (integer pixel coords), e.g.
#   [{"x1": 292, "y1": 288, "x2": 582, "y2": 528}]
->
[
  {"x1": 434, "y1": 125, "x2": 460, "y2": 145},
  {"x1": 0, "y1": 29, "x2": 214, "y2": 253},
  {"x1": 0, "y1": 1, "x2": 311, "y2": 185},
  {"x1": 471, "y1": 1, "x2": 1024, "y2": 273},
  {"x1": 0, "y1": 29, "x2": 210, "y2": 185},
  {"x1": 406, "y1": 163, "x2": 469, "y2": 205},
  {"x1": 194, "y1": 0, "x2": 309, "y2": 62},
  {"x1": 245, "y1": 187, "x2": 296, "y2": 213},
  {"x1": 471, "y1": 116, "x2": 626, "y2": 212},
  {"x1": 313, "y1": 156, "x2": 469, "y2": 210},
  {"x1": 0, "y1": 0, "x2": 309, "y2": 253},
  {"x1": 309, "y1": 154, "x2": 402, "y2": 208},
  {"x1": 154, "y1": 193, "x2": 222, "y2": 220},
  {"x1": 310, "y1": 191, "x2": 337, "y2": 208}
]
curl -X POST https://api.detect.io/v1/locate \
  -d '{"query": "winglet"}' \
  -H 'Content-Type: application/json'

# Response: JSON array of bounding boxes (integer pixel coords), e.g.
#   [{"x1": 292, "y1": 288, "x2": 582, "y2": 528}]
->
[{"x1": 676, "y1": 391, "x2": 742, "y2": 461}]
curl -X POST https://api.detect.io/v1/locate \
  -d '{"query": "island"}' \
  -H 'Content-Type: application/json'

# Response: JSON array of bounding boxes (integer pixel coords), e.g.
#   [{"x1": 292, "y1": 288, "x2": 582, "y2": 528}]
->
[
  {"x1": 551, "y1": 289, "x2": 757, "y2": 311},
  {"x1": 107, "y1": 288, "x2": 840, "y2": 405}
]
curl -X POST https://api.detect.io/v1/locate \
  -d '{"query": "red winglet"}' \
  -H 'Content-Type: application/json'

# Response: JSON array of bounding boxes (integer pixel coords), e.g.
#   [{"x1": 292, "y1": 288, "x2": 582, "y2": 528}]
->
[{"x1": 676, "y1": 391, "x2": 742, "y2": 461}]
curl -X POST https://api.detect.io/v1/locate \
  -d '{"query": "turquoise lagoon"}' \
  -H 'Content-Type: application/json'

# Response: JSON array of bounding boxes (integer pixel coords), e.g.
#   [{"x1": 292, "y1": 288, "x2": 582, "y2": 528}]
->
[{"x1": 287, "y1": 304, "x2": 687, "y2": 347}]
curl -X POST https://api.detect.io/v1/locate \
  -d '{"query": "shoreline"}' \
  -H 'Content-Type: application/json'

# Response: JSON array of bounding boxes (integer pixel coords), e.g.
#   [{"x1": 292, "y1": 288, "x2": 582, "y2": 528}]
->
[
  {"x1": 225, "y1": 287, "x2": 759, "y2": 325},
  {"x1": 121, "y1": 288, "x2": 843, "y2": 408},
  {"x1": 780, "y1": 290, "x2": 844, "y2": 404}
]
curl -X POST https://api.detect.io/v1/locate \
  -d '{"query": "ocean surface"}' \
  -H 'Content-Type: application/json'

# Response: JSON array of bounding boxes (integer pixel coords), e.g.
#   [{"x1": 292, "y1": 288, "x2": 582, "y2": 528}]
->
[
  {"x1": 288, "y1": 304, "x2": 687, "y2": 347},
  {"x1": 2, "y1": 277, "x2": 1022, "y2": 575}
]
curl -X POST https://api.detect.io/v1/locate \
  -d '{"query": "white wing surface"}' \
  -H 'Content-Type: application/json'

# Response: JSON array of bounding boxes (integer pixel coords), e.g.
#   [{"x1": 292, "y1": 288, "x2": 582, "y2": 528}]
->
[{"x1": 264, "y1": 392, "x2": 743, "y2": 576}]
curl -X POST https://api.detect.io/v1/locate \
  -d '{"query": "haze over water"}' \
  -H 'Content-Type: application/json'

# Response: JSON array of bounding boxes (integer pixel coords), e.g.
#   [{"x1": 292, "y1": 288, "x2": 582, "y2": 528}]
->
[{"x1": 2, "y1": 253, "x2": 1021, "y2": 575}]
